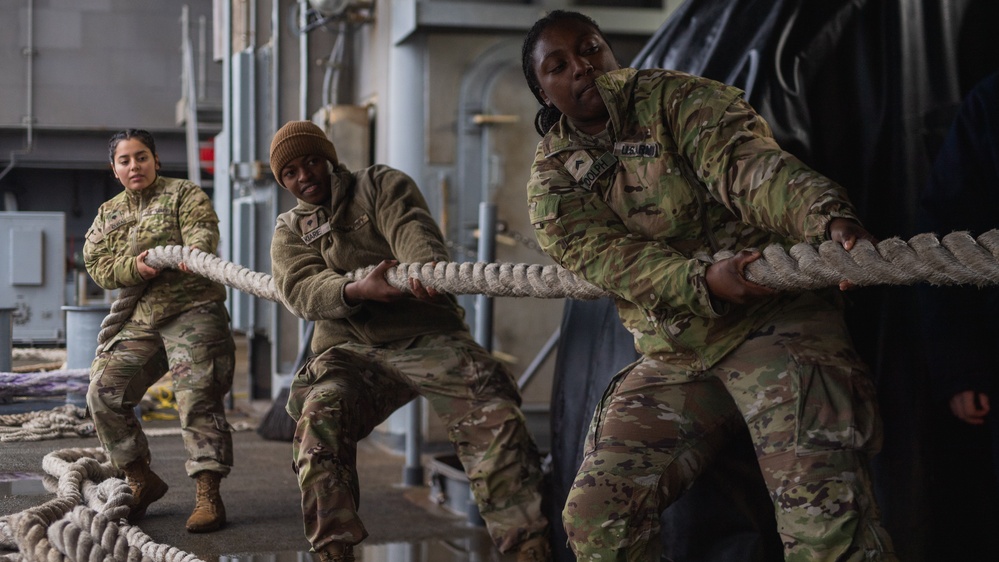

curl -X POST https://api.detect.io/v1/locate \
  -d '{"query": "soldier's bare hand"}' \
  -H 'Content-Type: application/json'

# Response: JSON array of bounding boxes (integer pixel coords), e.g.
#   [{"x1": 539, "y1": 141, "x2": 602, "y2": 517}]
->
[
  {"x1": 705, "y1": 250, "x2": 777, "y2": 304},
  {"x1": 345, "y1": 260, "x2": 405, "y2": 304},
  {"x1": 408, "y1": 261, "x2": 442, "y2": 301},
  {"x1": 949, "y1": 390, "x2": 990, "y2": 425},
  {"x1": 827, "y1": 218, "x2": 878, "y2": 291},
  {"x1": 178, "y1": 246, "x2": 200, "y2": 273},
  {"x1": 136, "y1": 250, "x2": 160, "y2": 280}
]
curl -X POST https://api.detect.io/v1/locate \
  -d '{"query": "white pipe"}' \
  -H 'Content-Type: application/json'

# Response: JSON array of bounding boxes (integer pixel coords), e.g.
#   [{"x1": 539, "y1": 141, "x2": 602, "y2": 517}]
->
[
  {"x1": 248, "y1": 0, "x2": 257, "y2": 163},
  {"x1": 271, "y1": 0, "x2": 280, "y2": 132},
  {"x1": 387, "y1": 33, "x2": 428, "y2": 485},
  {"x1": 299, "y1": 0, "x2": 309, "y2": 119},
  {"x1": 182, "y1": 5, "x2": 201, "y2": 186},
  {"x1": 198, "y1": 15, "x2": 207, "y2": 101}
]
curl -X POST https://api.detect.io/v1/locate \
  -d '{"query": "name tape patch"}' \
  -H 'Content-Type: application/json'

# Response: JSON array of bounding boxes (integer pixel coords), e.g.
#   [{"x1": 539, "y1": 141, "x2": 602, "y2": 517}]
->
[
  {"x1": 613, "y1": 141, "x2": 661, "y2": 158},
  {"x1": 302, "y1": 221, "x2": 331, "y2": 244}
]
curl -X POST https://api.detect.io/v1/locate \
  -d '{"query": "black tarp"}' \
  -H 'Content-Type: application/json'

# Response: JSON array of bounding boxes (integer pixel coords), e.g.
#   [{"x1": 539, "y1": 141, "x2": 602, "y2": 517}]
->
[{"x1": 549, "y1": 1, "x2": 999, "y2": 560}]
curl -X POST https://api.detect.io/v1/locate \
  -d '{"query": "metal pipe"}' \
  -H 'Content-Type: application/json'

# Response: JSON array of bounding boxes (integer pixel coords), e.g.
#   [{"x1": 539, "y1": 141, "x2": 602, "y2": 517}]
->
[
  {"x1": 181, "y1": 5, "x2": 201, "y2": 186},
  {"x1": 321, "y1": 21, "x2": 346, "y2": 107},
  {"x1": 198, "y1": 15, "x2": 207, "y2": 101},
  {"x1": 474, "y1": 202, "x2": 496, "y2": 350},
  {"x1": 24, "y1": 0, "x2": 33, "y2": 149},
  {"x1": 217, "y1": 0, "x2": 234, "y2": 264},
  {"x1": 271, "y1": 0, "x2": 280, "y2": 133},
  {"x1": 388, "y1": 34, "x2": 428, "y2": 486},
  {"x1": 299, "y1": 0, "x2": 309, "y2": 119},
  {"x1": 0, "y1": 308, "x2": 14, "y2": 373},
  {"x1": 402, "y1": 399, "x2": 424, "y2": 485},
  {"x1": 0, "y1": 0, "x2": 35, "y2": 184},
  {"x1": 517, "y1": 327, "x2": 560, "y2": 391},
  {"x1": 248, "y1": 0, "x2": 257, "y2": 163}
]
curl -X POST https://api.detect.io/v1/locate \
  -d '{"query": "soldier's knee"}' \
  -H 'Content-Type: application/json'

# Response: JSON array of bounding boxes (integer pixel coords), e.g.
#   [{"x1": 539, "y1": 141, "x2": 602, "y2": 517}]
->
[
  {"x1": 85, "y1": 380, "x2": 104, "y2": 412},
  {"x1": 86, "y1": 371, "x2": 123, "y2": 412}
]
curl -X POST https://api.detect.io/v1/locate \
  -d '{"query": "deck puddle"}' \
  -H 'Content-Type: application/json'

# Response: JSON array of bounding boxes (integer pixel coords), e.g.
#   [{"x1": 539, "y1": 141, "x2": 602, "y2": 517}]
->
[
  {"x1": 219, "y1": 536, "x2": 514, "y2": 561},
  {"x1": 0, "y1": 472, "x2": 49, "y2": 496}
]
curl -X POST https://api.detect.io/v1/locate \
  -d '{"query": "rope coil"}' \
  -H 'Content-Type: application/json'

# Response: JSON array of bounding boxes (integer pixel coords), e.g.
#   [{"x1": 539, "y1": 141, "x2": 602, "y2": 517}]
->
[{"x1": 0, "y1": 448, "x2": 204, "y2": 562}]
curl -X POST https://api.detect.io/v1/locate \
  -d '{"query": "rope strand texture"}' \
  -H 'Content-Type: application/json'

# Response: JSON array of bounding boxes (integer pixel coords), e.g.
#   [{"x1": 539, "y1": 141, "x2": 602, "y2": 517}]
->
[
  {"x1": 0, "y1": 448, "x2": 203, "y2": 562},
  {"x1": 96, "y1": 230, "x2": 999, "y2": 348}
]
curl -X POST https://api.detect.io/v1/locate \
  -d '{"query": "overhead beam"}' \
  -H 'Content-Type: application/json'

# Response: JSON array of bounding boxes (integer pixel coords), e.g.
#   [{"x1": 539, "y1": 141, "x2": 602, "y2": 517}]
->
[{"x1": 392, "y1": 0, "x2": 681, "y2": 44}]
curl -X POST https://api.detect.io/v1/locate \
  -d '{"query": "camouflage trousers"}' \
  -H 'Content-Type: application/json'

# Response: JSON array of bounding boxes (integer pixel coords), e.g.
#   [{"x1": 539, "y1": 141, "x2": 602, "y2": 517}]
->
[
  {"x1": 87, "y1": 302, "x2": 236, "y2": 476},
  {"x1": 285, "y1": 331, "x2": 548, "y2": 553},
  {"x1": 564, "y1": 304, "x2": 897, "y2": 562}
]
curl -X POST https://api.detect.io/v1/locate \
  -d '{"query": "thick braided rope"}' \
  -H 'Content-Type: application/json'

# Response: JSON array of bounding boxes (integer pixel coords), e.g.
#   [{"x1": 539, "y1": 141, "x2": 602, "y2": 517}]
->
[
  {"x1": 740, "y1": 230, "x2": 999, "y2": 290},
  {"x1": 97, "y1": 230, "x2": 999, "y2": 348},
  {"x1": 0, "y1": 448, "x2": 203, "y2": 562},
  {"x1": 96, "y1": 246, "x2": 607, "y2": 347}
]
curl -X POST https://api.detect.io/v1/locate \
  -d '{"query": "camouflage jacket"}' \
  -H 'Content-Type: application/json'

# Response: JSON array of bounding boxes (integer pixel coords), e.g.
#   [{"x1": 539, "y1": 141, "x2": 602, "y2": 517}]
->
[
  {"x1": 84, "y1": 176, "x2": 226, "y2": 327},
  {"x1": 271, "y1": 164, "x2": 468, "y2": 353},
  {"x1": 527, "y1": 68, "x2": 859, "y2": 370}
]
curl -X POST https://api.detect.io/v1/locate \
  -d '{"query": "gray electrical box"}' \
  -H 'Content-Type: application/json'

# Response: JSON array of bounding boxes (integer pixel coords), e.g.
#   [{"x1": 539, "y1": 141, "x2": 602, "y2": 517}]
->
[{"x1": 0, "y1": 212, "x2": 66, "y2": 343}]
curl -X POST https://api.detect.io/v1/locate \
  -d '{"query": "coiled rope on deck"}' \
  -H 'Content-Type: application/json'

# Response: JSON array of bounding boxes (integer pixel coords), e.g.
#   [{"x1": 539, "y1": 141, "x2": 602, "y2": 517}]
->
[
  {"x1": 0, "y1": 448, "x2": 204, "y2": 562},
  {"x1": 96, "y1": 229, "x2": 999, "y2": 349},
  {"x1": 0, "y1": 404, "x2": 94, "y2": 443}
]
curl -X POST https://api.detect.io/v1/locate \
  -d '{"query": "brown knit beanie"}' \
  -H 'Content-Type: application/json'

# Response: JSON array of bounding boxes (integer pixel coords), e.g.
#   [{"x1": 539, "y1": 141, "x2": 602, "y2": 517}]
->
[{"x1": 269, "y1": 120, "x2": 339, "y2": 186}]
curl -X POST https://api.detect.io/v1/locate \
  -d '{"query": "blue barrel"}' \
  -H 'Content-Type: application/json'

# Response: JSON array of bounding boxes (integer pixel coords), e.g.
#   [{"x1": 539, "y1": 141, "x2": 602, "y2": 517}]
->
[{"x1": 62, "y1": 305, "x2": 111, "y2": 369}]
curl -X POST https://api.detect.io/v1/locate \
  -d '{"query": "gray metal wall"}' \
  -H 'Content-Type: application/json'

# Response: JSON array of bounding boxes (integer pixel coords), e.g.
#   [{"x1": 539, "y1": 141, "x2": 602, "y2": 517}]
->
[
  {"x1": 0, "y1": 0, "x2": 219, "y2": 175},
  {"x1": 0, "y1": 0, "x2": 219, "y2": 132}
]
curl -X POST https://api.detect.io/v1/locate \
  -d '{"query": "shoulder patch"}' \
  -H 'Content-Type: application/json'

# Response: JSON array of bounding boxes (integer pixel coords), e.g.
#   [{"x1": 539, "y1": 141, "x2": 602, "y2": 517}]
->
[
  {"x1": 298, "y1": 212, "x2": 322, "y2": 234},
  {"x1": 299, "y1": 212, "x2": 331, "y2": 245}
]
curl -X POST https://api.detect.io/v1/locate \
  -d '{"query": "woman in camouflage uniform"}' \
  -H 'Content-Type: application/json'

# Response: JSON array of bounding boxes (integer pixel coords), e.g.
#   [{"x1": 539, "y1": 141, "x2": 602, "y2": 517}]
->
[
  {"x1": 521, "y1": 11, "x2": 896, "y2": 562},
  {"x1": 84, "y1": 129, "x2": 235, "y2": 533},
  {"x1": 267, "y1": 121, "x2": 550, "y2": 562}
]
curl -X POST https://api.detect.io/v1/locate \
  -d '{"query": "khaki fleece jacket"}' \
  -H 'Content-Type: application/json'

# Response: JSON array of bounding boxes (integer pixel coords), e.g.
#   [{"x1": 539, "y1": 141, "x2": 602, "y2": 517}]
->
[{"x1": 271, "y1": 164, "x2": 468, "y2": 353}]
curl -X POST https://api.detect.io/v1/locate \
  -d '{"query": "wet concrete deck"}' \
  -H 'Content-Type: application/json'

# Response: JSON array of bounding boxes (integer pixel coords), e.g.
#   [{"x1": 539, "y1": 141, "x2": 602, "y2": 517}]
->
[{"x1": 0, "y1": 408, "x2": 515, "y2": 561}]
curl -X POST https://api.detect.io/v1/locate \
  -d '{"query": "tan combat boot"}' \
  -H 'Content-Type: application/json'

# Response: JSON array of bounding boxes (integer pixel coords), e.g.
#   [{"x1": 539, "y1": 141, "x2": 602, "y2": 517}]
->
[
  {"x1": 122, "y1": 459, "x2": 169, "y2": 523},
  {"x1": 516, "y1": 535, "x2": 552, "y2": 562},
  {"x1": 317, "y1": 544, "x2": 354, "y2": 562},
  {"x1": 185, "y1": 471, "x2": 226, "y2": 532}
]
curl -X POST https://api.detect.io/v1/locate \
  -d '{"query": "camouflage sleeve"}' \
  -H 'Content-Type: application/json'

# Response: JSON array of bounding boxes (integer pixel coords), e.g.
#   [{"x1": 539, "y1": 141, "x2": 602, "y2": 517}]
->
[
  {"x1": 527, "y1": 148, "x2": 721, "y2": 319},
  {"x1": 670, "y1": 82, "x2": 860, "y2": 245},
  {"x1": 82, "y1": 206, "x2": 144, "y2": 290},
  {"x1": 270, "y1": 220, "x2": 361, "y2": 320},
  {"x1": 177, "y1": 182, "x2": 221, "y2": 253},
  {"x1": 367, "y1": 166, "x2": 451, "y2": 263}
]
